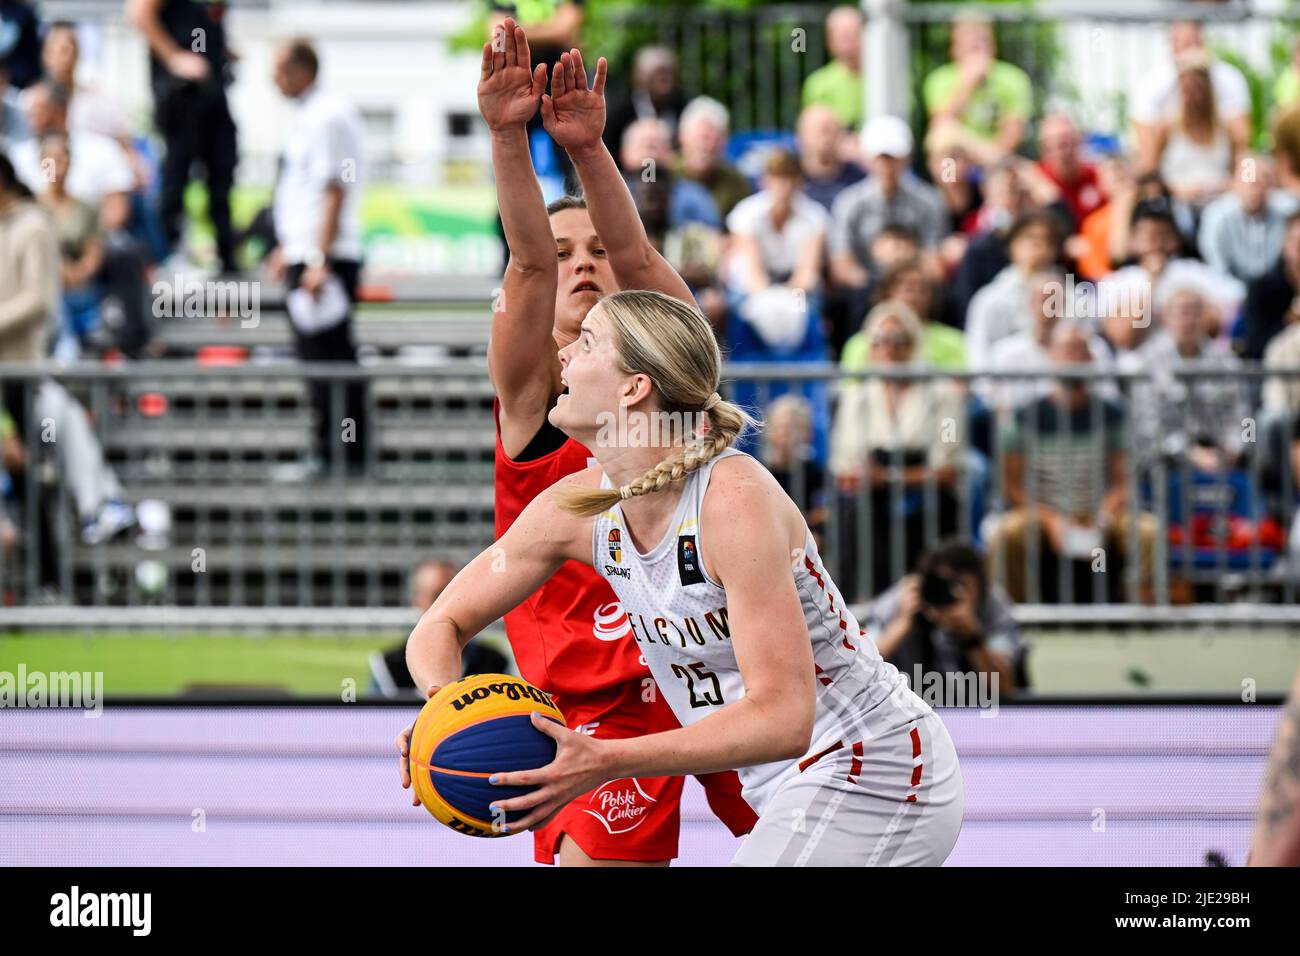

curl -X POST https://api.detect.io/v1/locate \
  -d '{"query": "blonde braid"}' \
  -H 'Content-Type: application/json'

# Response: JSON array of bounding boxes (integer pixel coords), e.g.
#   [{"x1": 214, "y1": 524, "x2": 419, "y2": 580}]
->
[{"x1": 557, "y1": 397, "x2": 755, "y2": 517}]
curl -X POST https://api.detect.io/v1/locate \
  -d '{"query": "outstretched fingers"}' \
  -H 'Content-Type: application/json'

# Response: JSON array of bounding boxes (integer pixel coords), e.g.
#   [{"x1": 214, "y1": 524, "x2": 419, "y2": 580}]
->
[
  {"x1": 503, "y1": 17, "x2": 517, "y2": 66},
  {"x1": 572, "y1": 48, "x2": 588, "y2": 89},
  {"x1": 565, "y1": 49, "x2": 578, "y2": 91},
  {"x1": 552, "y1": 52, "x2": 569, "y2": 98},
  {"x1": 592, "y1": 56, "x2": 608, "y2": 97},
  {"x1": 515, "y1": 23, "x2": 531, "y2": 73}
]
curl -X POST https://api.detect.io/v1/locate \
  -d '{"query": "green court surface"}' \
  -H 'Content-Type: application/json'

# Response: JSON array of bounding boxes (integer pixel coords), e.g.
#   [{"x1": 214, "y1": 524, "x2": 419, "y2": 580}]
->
[
  {"x1": 1, "y1": 628, "x2": 1296, "y2": 698},
  {"x1": 0, "y1": 632, "x2": 400, "y2": 697},
  {"x1": 1026, "y1": 628, "x2": 1300, "y2": 695}
]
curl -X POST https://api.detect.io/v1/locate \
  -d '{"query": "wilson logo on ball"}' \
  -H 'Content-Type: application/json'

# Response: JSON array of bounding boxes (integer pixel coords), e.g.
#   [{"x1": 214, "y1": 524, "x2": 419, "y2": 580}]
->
[{"x1": 449, "y1": 680, "x2": 557, "y2": 712}]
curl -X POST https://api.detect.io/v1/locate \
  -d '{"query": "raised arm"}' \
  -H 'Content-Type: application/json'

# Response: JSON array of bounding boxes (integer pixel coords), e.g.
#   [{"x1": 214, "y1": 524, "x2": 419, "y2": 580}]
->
[
  {"x1": 490, "y1": 462, "x2": 817, "y2": 831},
  {"x1": 479, "y1": 20, "x2": 563, "y2": 425},
  {"x1": 542, "y1": 49, "x2": 694, "y2": 304}
]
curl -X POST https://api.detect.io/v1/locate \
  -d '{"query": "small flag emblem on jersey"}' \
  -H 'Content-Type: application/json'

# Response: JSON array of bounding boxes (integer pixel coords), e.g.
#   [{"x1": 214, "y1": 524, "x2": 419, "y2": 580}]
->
[
  {"x1": 677, "y1": 535, "x2": 706, "y2": 586},
  {"x1": 607, "y1": 528, "x2": 622, "y2": 564}
]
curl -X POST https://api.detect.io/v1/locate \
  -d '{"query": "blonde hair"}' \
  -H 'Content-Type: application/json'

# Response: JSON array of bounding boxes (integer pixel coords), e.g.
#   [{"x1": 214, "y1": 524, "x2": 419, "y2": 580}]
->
[
  {"x1": 863, "y1": 300, "x2": 924, "y2": 348},
  {"x1": 554, "y1": 290, "x2": 756, "y2": 517}
]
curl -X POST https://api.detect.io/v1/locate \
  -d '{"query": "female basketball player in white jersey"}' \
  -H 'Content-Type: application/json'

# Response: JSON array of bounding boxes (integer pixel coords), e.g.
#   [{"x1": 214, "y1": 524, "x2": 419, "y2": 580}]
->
[{"x1": 405, "y1": 290, "x2": 964, "y2": 865}]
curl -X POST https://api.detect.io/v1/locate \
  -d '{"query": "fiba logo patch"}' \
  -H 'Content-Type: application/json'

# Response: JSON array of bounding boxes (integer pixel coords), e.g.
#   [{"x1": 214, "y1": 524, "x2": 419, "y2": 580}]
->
[
  {"x1": 677, "y1": 535, "x2": 706, "y2": 586},
  {"x1": 581, "y1": 779, "x2": 657, "y2": 834},
  {"x1": 592, "y1": 602, "x2": 633, "y2": 641},
  {"x1": 607, "y1": 528, "x2": 622, "y2": 564}
]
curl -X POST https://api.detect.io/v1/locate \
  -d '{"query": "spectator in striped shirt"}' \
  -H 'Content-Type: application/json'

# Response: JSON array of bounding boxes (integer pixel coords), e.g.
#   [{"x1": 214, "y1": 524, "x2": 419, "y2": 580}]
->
[{"x1": 986, "y1": 321, "x2": 1157, "y2": 603}]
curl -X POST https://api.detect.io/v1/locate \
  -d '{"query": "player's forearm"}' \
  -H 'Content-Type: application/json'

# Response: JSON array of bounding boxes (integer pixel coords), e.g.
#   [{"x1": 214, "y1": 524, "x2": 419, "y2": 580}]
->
[
  {"x1": 567, "y1": 141, "x2": 658, "y2": 278},
  {"x1": 1251, "y1": 689, "x2": 1300, "y2": 865},
  {"x1": 405, "y1": 616, "x2": 465, "y2": 696},
  {"x1": 599, "y1": 695, "x2": 812, "y2": 779},
  {"x1": 491, "y1": 127, "x2": 554, "y2": 272}
]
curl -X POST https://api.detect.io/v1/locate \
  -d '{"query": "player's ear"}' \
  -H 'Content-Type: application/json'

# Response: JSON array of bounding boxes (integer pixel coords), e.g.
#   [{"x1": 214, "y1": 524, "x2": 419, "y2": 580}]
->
[{"x1": 623, "y1": 372, "x2": 654, "y2": 408}]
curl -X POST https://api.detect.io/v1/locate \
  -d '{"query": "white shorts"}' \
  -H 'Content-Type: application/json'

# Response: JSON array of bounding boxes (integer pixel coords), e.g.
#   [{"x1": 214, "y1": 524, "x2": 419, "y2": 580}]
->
[{"x1": 731, "y1": 713, "x2": 964, "y2": 866}]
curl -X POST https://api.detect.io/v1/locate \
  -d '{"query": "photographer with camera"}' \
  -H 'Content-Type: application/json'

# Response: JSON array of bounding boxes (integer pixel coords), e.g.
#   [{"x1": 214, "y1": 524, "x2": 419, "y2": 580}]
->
[{"x1": 863, "y1": 538, "x2": 1023, "y2": 701}]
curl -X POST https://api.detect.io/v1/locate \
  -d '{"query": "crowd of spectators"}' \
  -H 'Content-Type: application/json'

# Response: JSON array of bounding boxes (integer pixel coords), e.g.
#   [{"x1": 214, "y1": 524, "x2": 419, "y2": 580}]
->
[
  {"x1": 0, "y1": 2, "x2": 370, "y2": 598},
  {"x1": 590, "y1": 6, "x2": 1300, "y2": 606},
  {"x1": 6, "y1": 1, "x2": 1300, "y2": 612}
]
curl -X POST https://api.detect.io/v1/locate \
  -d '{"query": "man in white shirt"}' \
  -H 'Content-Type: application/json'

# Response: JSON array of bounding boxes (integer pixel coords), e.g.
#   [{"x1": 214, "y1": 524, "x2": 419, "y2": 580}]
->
[{"x1": 269, "y1": 38, "x2": 368, "y2": 477}]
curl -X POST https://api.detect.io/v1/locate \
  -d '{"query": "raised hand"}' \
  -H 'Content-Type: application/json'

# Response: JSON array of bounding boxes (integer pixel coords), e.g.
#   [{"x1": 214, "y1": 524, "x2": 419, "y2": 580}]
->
[
  {"x1": 478, "y1": 17, "x2": 547, "y2": 132},
  {"x1": 541, "y1": 48, "x2": 608, "y2": 154}
]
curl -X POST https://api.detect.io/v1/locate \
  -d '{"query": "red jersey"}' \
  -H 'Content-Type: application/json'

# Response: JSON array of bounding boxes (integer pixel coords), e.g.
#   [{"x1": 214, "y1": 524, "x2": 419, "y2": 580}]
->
[
  {"x1": 1036, "y1": 160, "x2": 1104, "y2": 228},
  {"x1": 492, "y1": 399, "x2": 649, "y2": 713}
]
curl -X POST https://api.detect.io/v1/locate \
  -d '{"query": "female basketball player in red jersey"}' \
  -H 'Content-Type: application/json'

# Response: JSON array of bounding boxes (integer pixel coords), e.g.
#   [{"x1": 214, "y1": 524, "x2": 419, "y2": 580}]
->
[
  {"x1": 396, "y1": 19, "x2": 755, "y2": 865},
  {"x1": 404, "y1": 290, "x2": 964, "y2": 866}
]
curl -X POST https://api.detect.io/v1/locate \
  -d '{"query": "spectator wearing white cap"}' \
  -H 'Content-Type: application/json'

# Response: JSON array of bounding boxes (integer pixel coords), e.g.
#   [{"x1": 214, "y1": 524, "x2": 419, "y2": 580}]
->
[{"x1": 828, "y1": 114, "x2": 948, "y2": 293}]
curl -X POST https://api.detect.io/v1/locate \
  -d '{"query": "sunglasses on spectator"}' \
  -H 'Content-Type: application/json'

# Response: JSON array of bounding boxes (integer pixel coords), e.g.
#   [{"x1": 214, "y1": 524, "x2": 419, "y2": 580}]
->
[{"x1": 871, "y1": 332, "x2": 914, "y2": 348}]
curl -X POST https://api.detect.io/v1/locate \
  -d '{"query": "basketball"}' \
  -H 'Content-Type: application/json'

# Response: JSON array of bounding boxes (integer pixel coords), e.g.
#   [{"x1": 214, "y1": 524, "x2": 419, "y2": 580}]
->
[{"x1": 407, "y1": 674, "x2": 567, "y2": 837}]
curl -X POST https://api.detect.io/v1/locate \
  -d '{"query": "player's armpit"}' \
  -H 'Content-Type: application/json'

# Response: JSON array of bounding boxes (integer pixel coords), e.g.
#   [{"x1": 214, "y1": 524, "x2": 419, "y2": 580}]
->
[{"x1": 488, "y1": 256, "x2": 561, "y2": 413}]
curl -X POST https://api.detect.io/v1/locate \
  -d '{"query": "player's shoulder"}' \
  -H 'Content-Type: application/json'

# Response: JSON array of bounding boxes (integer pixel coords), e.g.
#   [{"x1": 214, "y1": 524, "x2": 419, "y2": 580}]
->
[
  {"x1": 703, "y1": 452, "x2": 794, "y2": 527},
  {"x1": 555, "y1": 461, "x2": 607, "y2": 490}
]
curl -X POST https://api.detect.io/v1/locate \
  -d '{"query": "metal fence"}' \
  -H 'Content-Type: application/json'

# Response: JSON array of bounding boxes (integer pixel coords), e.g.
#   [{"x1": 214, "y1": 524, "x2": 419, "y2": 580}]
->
[{"x1": 1, "y1": 360, "x2": 1297, "y2": 617}]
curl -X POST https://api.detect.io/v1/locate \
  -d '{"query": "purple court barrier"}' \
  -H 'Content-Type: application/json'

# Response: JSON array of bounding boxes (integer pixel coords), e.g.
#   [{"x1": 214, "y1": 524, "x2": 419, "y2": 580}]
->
[{"x1": 0, "y1": 704, "x2": 1273, "y2": 866}]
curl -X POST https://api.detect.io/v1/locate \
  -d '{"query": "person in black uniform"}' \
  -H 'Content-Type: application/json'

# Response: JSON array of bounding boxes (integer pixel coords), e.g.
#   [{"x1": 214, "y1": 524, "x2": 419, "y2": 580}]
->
[{"x1": 127, "y1": 0, "x2": 238, "y2": 274}]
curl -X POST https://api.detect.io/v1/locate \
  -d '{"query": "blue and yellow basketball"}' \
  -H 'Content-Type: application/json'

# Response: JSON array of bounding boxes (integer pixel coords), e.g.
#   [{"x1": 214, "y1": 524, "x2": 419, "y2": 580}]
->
[{"x1": 408, "y1": 673, "x2": 566, "y2": 837}]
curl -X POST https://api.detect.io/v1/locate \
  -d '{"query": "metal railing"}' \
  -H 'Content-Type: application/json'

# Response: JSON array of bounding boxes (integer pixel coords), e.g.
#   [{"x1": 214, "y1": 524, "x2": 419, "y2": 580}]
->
[
  {"x1": 0, "y1": 359, "x2": 1297, "y2": 618},
  {"x1": 733, "y1": 360, "x2": 1300, "y2": 608}
]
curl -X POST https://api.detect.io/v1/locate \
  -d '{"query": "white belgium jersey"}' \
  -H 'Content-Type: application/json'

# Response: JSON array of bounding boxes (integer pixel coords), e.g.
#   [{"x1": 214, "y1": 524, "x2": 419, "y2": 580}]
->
[{"x1": 590, "y1": 447, "x2": 934, "y2": 814}]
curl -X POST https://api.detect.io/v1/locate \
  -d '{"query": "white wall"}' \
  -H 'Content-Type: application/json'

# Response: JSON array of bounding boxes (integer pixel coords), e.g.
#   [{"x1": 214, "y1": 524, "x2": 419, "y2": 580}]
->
[{"x1": 62, "y1": 0, "x2": 488, "y2": 185}]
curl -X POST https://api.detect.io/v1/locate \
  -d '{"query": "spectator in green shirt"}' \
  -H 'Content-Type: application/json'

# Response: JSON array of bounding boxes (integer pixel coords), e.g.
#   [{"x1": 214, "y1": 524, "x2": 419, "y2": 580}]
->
[
  {"x1": 1275, "y1": 37, "x2": 1300, "y2": 116},
  {"x1": 801, "y1": 5, "x2": 865, "y2": 131},
  {"x1": 840, "y1": 258, "x2": 966, "y2": 371},
  {"x1": 923, "y1": 14, "x2": 1032, "y2": 167}
]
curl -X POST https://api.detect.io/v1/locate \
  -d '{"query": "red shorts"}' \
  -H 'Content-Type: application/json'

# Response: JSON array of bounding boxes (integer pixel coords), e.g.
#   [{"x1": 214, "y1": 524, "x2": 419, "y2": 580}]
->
[{"x1": 533, "y1": 680, "x2": 758, "y2": 864}]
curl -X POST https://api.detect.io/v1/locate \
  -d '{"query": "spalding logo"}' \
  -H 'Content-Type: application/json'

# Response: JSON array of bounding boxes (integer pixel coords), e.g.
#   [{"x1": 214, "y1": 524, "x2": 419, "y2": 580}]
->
[
  {"x1": 592, "y1": 602, "x2": 633, "y2": 642},
  {"x1": 581, "y1": 779, "x2": 656, "y2": 834},
  {"x1": 448, "y1": 681, "x2": 556, "y2": 712}
]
